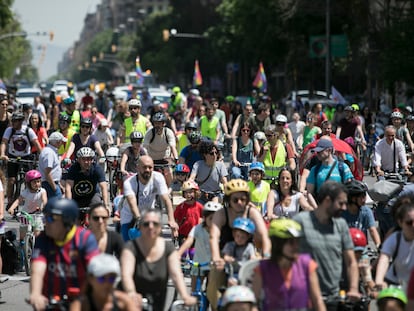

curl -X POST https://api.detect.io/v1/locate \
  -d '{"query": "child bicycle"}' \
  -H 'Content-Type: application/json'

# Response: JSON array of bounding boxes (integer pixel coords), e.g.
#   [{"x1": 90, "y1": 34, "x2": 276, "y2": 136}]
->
[
  {"x1": 15, "y1": 211, "x2": 43, "y2": 276},
  {"x1": 180, "y1": 259, "x2": 210, "y2": 311}
]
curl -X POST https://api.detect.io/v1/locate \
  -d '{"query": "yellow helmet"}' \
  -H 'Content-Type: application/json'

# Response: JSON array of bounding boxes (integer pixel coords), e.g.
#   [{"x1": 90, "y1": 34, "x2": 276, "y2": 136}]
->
[
  {"x1": 268, "y1": 219, "x2": 303, "y2": 239},
  {"x1": 224, "y1": 179, "x2": 249, "y2": 196}
]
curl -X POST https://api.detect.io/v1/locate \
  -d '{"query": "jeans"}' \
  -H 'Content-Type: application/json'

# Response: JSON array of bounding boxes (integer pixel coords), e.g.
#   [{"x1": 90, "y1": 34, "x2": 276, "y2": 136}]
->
[
  {"x1": 41, "y1": 181, "x2": 62, "y2": 199},
  {"x1": 121, "y1": 223, "x2": 131, "y2": 241},
  {"x1": 230, "y1": 165, "x2": 249, "y2": 180}
]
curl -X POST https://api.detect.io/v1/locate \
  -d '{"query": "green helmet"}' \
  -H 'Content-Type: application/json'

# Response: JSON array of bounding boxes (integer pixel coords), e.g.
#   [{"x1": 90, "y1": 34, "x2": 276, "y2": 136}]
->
[
  {"x1": 377, "y1": 287, "x2": 407, "y2": 305},
  {"x1": 268, "y1": 219, "x2": 302, "y2": 239}
]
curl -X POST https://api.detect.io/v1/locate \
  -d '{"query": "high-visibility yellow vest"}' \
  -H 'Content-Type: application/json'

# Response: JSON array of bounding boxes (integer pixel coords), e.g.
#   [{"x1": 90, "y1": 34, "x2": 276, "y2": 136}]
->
[
  {"x1": 263, "y1": 140, "x2": 287, "y2": 181},
  {"x1": 58, "y1": 128, "x2": 76, "y2": 156},
  {"x1": 200, "y1": 116, "x2": 219, "y2": 141},
  {"x1": 248, "y1": 180, "x2": 270, "y2": 214},
  {"x1": 177, "y1": 133, "x2": 190, "y2": 154},
  {"x1": 61, "y1": 110, "x2": 81, "y2": 134},
  {"x1": 124, "y1": 115, "x2": 148, "y2": 142}
]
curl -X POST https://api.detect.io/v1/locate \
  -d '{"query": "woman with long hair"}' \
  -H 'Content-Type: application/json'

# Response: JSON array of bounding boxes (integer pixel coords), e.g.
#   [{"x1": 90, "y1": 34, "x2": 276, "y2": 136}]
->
[
  {"x1": 266, "y1": 168, "x2": 317, "y2": 219},
  {"x1": 29, "y1": 112, "x2": 48, "y2": 154}
]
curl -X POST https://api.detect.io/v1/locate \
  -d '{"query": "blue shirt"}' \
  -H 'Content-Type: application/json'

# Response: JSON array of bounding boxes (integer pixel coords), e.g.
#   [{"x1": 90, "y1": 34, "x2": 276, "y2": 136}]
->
[
  {"x1": 179, "y1": 145, "x2": 202, "y2": 170},
  {"x1": 307, "y1": 160, "x2": 354, "y2": 192},
  {"x1": 341, "y1": 205, "x2": 376, "y2": 237}
]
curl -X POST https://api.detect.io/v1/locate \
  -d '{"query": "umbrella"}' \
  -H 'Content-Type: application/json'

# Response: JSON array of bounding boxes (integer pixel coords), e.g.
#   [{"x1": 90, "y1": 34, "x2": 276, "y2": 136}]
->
[{"x1": 299, "y1": 137, "x2": 363, "y2": 181}]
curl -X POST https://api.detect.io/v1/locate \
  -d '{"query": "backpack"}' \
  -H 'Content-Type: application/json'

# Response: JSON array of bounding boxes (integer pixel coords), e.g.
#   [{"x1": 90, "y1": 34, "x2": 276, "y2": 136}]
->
[
  {"x1": 8, "y1": 126, "x2": 32, "y2": 155},
  {"x1": 313, "y1": 159, "x2": 346, "y2": 189},
  {"x1": 1, "y1": 230, "x2": 21, "y2": 275},
  {"x1": 149, "y1": 127, "x2": 169, "y2": 144}
]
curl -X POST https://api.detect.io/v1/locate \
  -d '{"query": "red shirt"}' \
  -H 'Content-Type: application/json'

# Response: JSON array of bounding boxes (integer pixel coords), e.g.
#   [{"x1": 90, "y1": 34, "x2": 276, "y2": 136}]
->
[{"x1": 174, "y1": 201, "x2": 203, "y2": 237}]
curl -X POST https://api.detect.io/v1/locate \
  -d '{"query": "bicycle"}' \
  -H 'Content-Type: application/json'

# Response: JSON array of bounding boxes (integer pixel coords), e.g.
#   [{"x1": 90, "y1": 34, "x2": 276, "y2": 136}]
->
[
  {"x1": 181, "y1": 259, "x2": 210, "y2": 311},
  {"x1": 25, "y1": 287, "x2": 80, "y2": 311},
  {"x1": 5, "y1": 157, "x2": 37, "y2": 203},
  {"x1": 106, "y1": 147, "x2": 121, "y2": 201},
  {"x1": 323, "y1": 291, "x2": 371, "y2": 311},
  {"x1": 15, "y1": 211, "x2": 43, "y2": 276}
]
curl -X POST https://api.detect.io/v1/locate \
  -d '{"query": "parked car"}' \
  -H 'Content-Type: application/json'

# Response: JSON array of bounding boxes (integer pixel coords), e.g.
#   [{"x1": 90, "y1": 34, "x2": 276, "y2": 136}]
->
[
  {"x1": 283, "y1": 90, "x2": 336, "y2": 108},
  {"x1": 149, "y1": 87, "x2": 171, "y2": 104},
  {"x1": 16, "y1": 87, "x2": 41, "y2": 106}
]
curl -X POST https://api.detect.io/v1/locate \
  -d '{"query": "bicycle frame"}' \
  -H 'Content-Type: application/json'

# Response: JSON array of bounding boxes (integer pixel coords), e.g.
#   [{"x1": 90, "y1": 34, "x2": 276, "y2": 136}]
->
[{"x1": 182, "y1": 259, "x2": 210, "y2": 311}]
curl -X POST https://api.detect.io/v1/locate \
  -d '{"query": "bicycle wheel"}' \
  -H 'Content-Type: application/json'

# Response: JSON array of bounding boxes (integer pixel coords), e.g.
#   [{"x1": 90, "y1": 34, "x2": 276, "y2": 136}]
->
[
  {"x1": 24, "y1": 234, "x2": 35, "y2": 276},
  {"x1": 109, "y1": 169, "x2": 118, "y2": 201}
]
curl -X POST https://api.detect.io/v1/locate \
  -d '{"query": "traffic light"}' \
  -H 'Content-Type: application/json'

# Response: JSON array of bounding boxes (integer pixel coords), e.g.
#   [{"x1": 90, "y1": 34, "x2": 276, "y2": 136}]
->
[
  {"x1": 49, "y1": 31, "x2": 54, "y2": 41},
  {"x1": 162, "y1": 29, "x2": 170, "y2": 42}
]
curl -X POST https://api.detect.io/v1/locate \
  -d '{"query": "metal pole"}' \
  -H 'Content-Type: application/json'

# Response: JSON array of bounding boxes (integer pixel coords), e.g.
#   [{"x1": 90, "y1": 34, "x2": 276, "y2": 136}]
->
[
  {"x1": 0, "y1": 31, "x2": 27, "y2": 41},
  {"x1": 325, "y1": 0, "x2": 331, "y2": 96}
]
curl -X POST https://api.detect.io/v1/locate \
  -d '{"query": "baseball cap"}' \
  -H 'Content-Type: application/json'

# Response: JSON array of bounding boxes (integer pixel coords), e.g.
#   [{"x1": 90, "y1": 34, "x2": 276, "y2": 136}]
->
[
  {"x1": 100, "y1": 119, "x2": 108, "y2": 127},
  {"x1": 49, "y1": 131, "x2": 67, "y2": 142},
  {"x1": 312, "y1": 139, "x2": 333, "y2": 152},
  {"x1": 87, "y1": 253, "x2": 120, "y2": 277}
]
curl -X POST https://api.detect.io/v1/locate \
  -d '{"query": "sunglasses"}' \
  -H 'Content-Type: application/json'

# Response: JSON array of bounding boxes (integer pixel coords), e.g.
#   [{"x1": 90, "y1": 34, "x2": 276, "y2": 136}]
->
[
  {"x1": 91, "y1": 215, "x2": 109, "y2": 222},
  {"x1": 276, "y1": 122, "x2": 286, "y2": 126},
  {"x1": 95, "y1": 275, "x2": 117, "y2": 284},
  {"x1": 81, "y1": 125, "x2": 91, "y2": 129},
  {"x1": 142, "y1": 221, "x2": 161, "y2": 228},
  {"x1": 129, "y1": 107, "x2": 140, "y2": 110},
  {"x1": 241, "y1": 129, "x2": 250, "y2": 133},
  {"x1": 232, "y1": 196, "x2": 248, "y2": 204},
  {"x1": 265, "y1": 133, "x2": 275, "y2": 138},
  {"x1": 405, "y1": 220, "x2": 414, "y2": 226},
  {"x1": 131, "y1": 140, "x2": 142, "y2": 144}
]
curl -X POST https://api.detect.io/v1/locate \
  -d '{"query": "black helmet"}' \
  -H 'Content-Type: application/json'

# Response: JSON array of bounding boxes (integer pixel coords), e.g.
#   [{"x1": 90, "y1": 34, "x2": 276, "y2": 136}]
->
[
  {"x1": 185, "y1": 122, "x2": 197, "y2": 130},
  {"x1": 59, "y1": 114, "x2": 71, "y2": 123},
  {"x1": 189, "y1": 131, "x2": 202, "y2": 144},
  {"x1": 130, "y1": 131, "x2": 143, "y2": 142},
  {"x1": 80, "y1": 118, "x2": 92, "y2": 126},
  {"x1": 44, "y1": 198, "x2": 79, "y2": 227},
  {"x1": 345, "y1": 180, "x2": 368, "y2": 196},
  {"x1": 152, "y1": 112, "x2": 167, "y2": 123},
  {"x1": 12, "y1": 112, "x2": 24, "y2": 121},
  {"x1": 367, "y1": 123, "x2": 376, "y2": 130}
]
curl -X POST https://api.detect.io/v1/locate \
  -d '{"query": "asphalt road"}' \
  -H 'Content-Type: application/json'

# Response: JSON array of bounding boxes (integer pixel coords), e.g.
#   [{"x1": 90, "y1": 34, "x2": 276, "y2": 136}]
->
[{"x1": 0, "y1": 172, "x2": 380, "y2": 310}]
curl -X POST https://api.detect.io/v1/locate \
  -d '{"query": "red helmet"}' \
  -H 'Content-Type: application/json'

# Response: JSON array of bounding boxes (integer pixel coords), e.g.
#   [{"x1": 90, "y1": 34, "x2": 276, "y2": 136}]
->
[{"x1": 349, "y1": 228, "x2": 367, "y2": 250}]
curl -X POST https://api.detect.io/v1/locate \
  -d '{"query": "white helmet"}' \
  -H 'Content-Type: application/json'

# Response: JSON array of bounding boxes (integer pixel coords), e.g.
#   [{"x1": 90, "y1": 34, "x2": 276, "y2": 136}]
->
[
  {"x1": 222, "y1": 285, "x2": 256, "y2": 307},
  {"x1": 275, "y1": 114, "x2": 288, "y2": 123},
  {"x1": 77, "y1": 147, "x2": 96, "y2": 158},
  {"x1": 254, "y1": 131, "x2": 266, "y2": 141},
  {"x1": 203, "y1": 201, "x2": 223, "y2": 213},
  {"x1": 391, "y1": 111, "x2": 403, "y2": 119},
  {"x1": 128, "y1": 99, "x2": 142, "y2": 107}
]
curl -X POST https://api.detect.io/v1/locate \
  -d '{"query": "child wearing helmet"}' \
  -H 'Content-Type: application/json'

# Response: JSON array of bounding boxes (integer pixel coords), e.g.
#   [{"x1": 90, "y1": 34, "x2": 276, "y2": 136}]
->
[
  {"x1": 377, "y1": 286, "x2": 407, "y2": 311},
  {"x1": 174, "y1": 180, "x2": 203, "y2": 245},
  {"x1": 221, "y1": 285, "x2": 257, "y2": 311},
  {"x1": 391, "y1": 110, "x2": 414, "y2": 153},
  {"x1": 342, "y1": 180, "x2": 381, "y2": 249},
  {"x1": 222, "y1": 217, "x2": 257, "y2": 284},
  {"x1": 171, "y1": 163, "x2": 191, "y2": 192},
  {"x1": 251, "y1": 219, "x2": 325, "y2": 311},
  {"x1": 247, "y1": 162, "x2": 270, "y2": 216},
  {"x1": 179, "y1": 131, "x2": 203, "y2": 170},
  {"x1": 178, "y1": 201, "x2": 223, "y2": 291},
  {"x1": 8, "y1": 170, "x2": 47, "y2": 239}
]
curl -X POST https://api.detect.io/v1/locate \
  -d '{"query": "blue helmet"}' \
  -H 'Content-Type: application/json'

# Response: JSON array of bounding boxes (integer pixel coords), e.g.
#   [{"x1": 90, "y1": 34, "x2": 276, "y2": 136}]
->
[
  {"x1": 248, "y1": 162, "x2": 265, "y2": 173},
  {"x1": 63, "y1": 97, "x2": 76, "y2": 105},
  {"x1": 233, "y1": 217, "x2": 255, "y2": 235},
  {"x1": 44, "y1": 198, "x2": 79, "y2": 227}
]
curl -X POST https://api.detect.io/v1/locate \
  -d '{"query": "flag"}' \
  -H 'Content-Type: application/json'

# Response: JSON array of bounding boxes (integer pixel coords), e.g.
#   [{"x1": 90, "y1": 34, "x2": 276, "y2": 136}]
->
[
  {"x1": 331, "y1": 86, "x2": 346, "y2": 105},
  {"x1": 252, "y1": 62, "x2": 267, "y2": 92},
  {"x1": 193, "y1": 60, "x2": 203, "y2": 87},
  {"x1": 0, "y1": 79, "x2": 6, "y2": 90},
  {"x1": 135, "y1": 56, "x2": 144, "y2": 86}
]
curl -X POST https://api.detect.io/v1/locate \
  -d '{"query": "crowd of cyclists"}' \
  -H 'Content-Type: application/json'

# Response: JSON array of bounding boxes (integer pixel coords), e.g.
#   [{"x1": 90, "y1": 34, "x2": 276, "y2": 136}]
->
[{"x1": 1, "y1": 84, "x2": 414, "y2": 310}]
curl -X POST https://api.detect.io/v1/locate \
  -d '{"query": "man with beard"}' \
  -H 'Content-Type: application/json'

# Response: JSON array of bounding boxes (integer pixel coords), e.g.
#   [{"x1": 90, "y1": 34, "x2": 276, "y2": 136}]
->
[
  {"x1": 294, "y1": 181, "x2": 360, "y2": 310},
  {"x1": 120, "y1": 155, "x2": 178, "y2": 241},
  {"x1": 119, "y1": 99, "x2": 151, "y2": 144}
]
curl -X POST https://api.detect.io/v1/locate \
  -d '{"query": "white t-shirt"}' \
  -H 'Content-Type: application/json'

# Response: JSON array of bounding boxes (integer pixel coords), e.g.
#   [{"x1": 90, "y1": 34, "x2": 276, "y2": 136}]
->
[
  {"x1": 20, "y1": 187, "x2": 46, "y2": 213},
  {"x1": 383, "y1": 231, "x2": 414, "y2": 286},
  {"x1": 3, "y1": 125, "x2": 37, "y2": 157},
  {"x1": 143, "y1": 127, "x2": 176, "y2": 160},
  {"x1": 120, "y1": 171, "x2": 168, "y2": 224}
]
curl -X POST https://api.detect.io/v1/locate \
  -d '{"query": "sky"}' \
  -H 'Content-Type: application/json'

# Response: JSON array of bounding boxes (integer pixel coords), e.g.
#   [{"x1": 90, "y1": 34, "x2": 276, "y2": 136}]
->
[{"x1": 12, "y1": 0, "x2": 101, "y2": 80}]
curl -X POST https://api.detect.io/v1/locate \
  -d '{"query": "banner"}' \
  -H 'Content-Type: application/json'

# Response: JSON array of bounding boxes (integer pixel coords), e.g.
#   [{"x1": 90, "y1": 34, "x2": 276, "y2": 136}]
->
[
  {"x1": 135, "y1": 56, "x2": 144, "y2": 86},
  {"x1": 252, "y1": 61, "x2": 267, "y2": 92},
  {"x1": 193, "y1": 59, "x2": 203, "y2": 87}
]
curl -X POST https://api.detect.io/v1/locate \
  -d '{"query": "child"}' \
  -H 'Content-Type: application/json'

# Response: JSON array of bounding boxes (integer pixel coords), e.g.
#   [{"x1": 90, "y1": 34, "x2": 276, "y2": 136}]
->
[
  {"x1": 251, "y1": 219, "x2": 325, "y2": 311},
  {"x1": 171, "y1": 164, "x2": 191, "y2": 192},
  {"x1": 349, "y1": 228, "x2": 376, "y2": 299},
  {"x1": 377, "y1": 287, "x2": 407, "y2": 311},
  {"x1": 221, "y1": 285, "x2": 258, "y2": 311},
  {"x1": 178, "y1": 201, "x2": 222, "y2": 291},
  {"x1": 174, "y1": 180, "x2": 203, "y2": 245},
  {"x1": 9, "y1": 170, "x2": 47, "y2": 239},
  {"x1": 222, "y1": 217, "x2": 256, "y2": 285},
  {"x1": 247, "y1": 162, "x2": 270, "y2": 216}
]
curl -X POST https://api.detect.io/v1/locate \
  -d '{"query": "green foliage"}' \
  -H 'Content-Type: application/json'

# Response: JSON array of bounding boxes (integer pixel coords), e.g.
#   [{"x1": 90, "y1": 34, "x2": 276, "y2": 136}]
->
[{"x1": 0, "y1": 0, "x2": 13, "y2": 28}]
